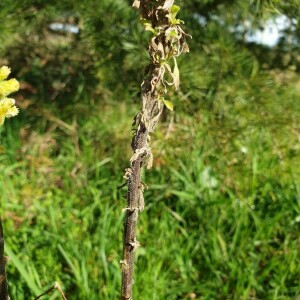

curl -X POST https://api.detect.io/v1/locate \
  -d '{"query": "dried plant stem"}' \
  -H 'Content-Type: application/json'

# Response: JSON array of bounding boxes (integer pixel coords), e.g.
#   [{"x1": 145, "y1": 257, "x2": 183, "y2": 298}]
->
[
  {"x1": 121, "y1": 125, "x2": 148, "y2": 299},
  {"x1": 0, "y1": 220, "x2": 9, "y2": 300},
  {"x1": 33, "y1": 282, "x2": 67, "y2": 300},
  {"x1": 121, "y1": 89, "x2": 158, "y2": 299},
  {"x1": 121, "y1": 1, "x2": 190, "y2": 299}
]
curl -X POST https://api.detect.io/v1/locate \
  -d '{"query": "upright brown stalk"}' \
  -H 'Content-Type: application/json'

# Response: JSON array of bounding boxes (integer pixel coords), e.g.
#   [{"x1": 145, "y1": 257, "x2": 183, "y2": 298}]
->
[
  {"x1": 0, "y1": 220, "x2": 9, "y2": 300},
  {"x1": 120, "y1": 1, "x2": 190, "y2": 299}
]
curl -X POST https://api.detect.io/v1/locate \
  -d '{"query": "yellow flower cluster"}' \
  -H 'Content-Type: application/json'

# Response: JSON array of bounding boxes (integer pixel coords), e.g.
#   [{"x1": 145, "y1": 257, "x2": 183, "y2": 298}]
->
[{"x1": 0, "y1": 66, "x2": 19, "y2": 126}]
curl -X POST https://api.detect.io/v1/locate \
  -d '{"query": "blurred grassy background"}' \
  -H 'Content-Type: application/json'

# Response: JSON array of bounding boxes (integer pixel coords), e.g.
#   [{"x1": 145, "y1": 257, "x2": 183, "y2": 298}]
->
[{"x1": 0, "y1": 0, "x2": 299, "y2": 299}]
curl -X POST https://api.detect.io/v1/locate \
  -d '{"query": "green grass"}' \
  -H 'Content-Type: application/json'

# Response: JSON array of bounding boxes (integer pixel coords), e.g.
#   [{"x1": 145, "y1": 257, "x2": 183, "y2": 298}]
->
[{"x1": 0, "y1": 82, "x2": 299, "y2": 299}]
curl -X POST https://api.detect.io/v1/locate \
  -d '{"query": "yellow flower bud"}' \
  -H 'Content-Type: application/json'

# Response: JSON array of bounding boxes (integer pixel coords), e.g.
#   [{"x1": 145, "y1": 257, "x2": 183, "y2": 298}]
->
[
  {"x1": 0, "y1": 66, "x2": 11, "y2": 81},
  {"x1": 0, "y1": 78, "x2": 20, "y2": 99},
  {"x1": 0, "y1": 97, "x2": 19, "y2": 125}
]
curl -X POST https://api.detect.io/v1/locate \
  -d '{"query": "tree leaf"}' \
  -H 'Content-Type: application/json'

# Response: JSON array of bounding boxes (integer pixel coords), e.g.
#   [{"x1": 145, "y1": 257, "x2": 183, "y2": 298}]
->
[
  {"x1": 140, "y1": 18, "x2": 155, "y2": 33},
  {"x1": 171, "y1": 5, "x2": 180, "y2": 17},
  {"x1": 162, "y1": 99, "x2": 174, "y2": 111}
]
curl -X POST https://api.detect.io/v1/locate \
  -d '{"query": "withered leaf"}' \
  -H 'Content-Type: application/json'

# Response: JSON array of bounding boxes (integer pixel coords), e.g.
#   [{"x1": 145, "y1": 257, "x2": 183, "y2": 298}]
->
[
  {"x1": 132, "y1": 0, "x2": 140, "y2": 9},
  {"x1": 163, "y1": 0, "x2": 175, "y2": 10}
]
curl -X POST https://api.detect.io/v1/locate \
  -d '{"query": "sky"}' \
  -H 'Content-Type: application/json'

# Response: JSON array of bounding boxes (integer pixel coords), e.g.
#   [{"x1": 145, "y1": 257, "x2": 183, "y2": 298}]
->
[
  {"x1": 245, "y1": 15, "x2": 296, "y2": 47},
  {"x1": 196, "y1": 14, "x2": 297, "y2": 47}
]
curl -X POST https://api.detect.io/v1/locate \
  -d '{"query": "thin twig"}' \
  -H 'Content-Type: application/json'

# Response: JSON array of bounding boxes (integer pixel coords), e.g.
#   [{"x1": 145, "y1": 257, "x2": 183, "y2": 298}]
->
[{"x1": 33, "y1": 282, "x2": 67, "y2": 300}]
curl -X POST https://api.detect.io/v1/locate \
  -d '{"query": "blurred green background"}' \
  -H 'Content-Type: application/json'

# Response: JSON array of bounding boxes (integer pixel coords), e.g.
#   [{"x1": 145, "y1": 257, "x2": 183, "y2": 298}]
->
[{"x1": 0, "y1": 0, "x2": 299, "y2": 299}]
